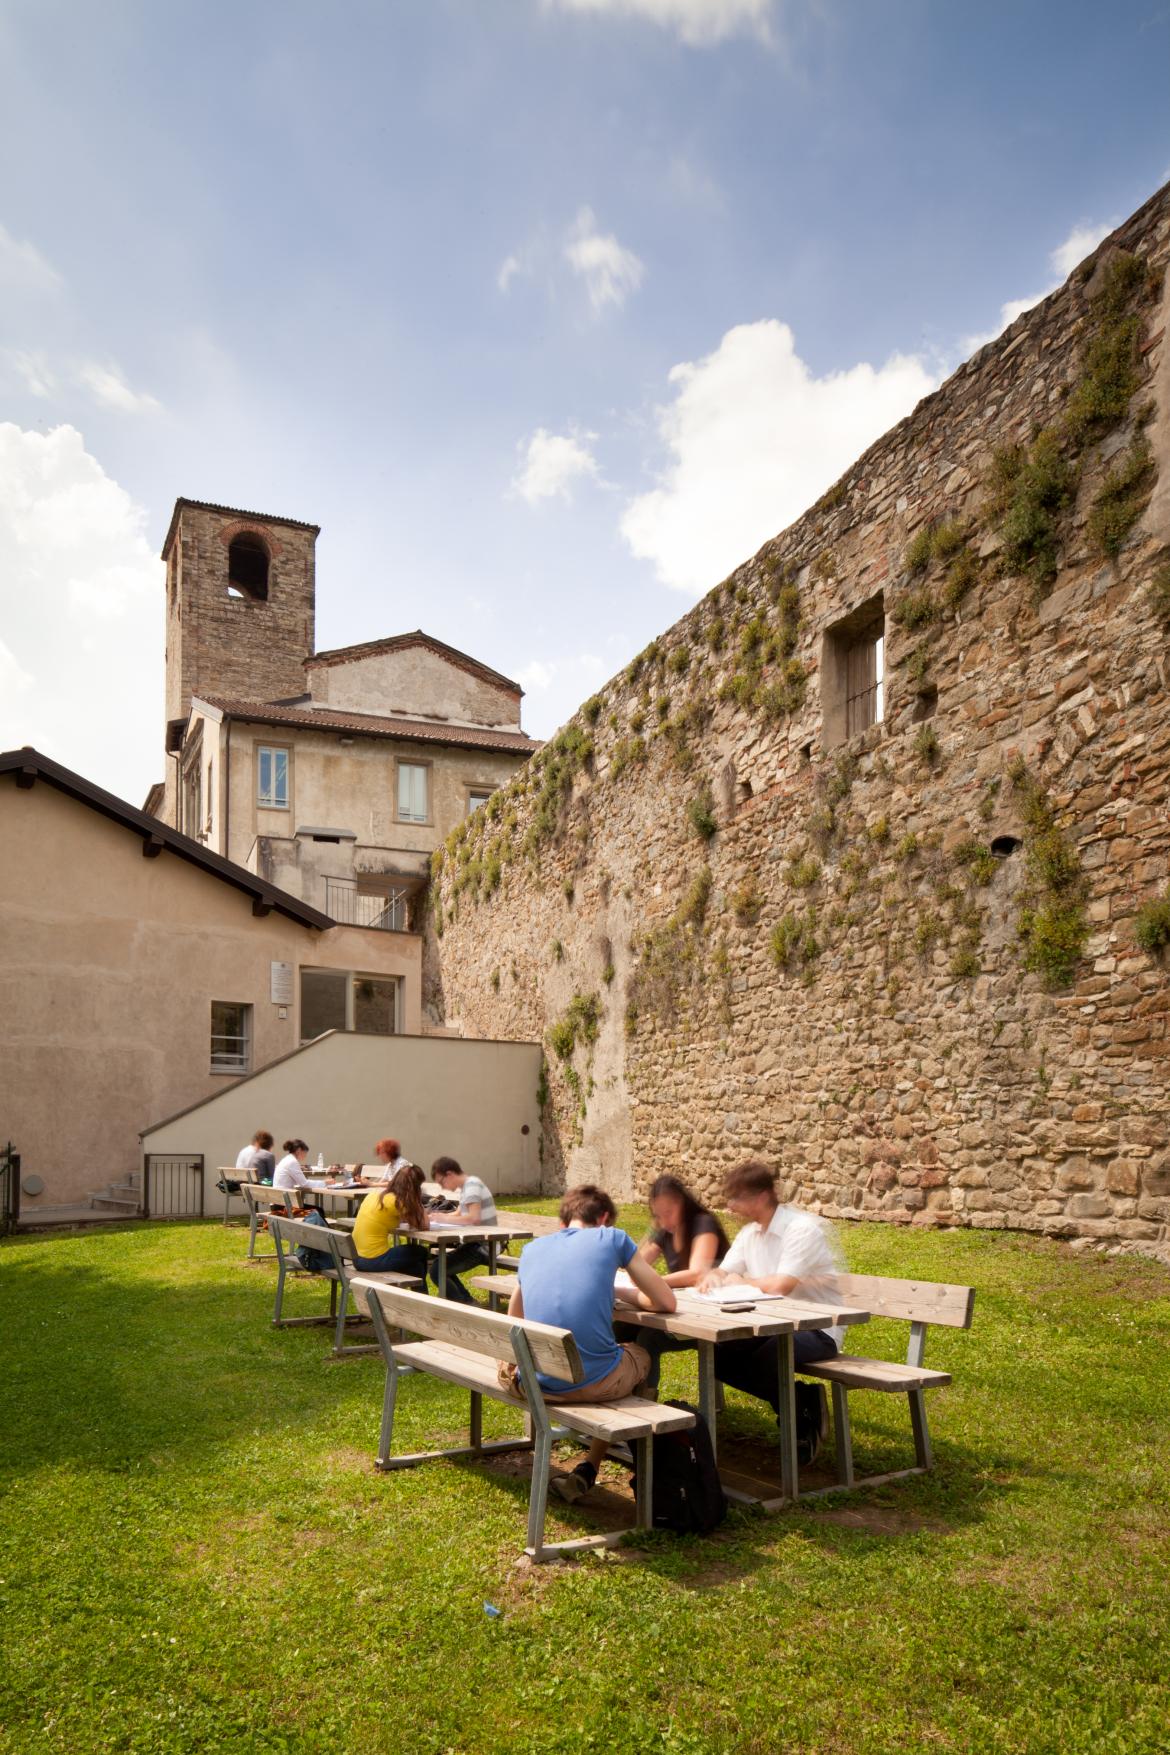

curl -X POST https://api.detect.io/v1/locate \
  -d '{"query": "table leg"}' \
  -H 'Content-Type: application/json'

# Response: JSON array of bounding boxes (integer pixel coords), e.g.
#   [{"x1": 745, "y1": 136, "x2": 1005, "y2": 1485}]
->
[
  {"x1": 487, "y1": 1239, "x2": 498, "y2": 1276},
  {"x1": 776, "y1": 1332, "x2": 798, "y2": 1501},
  {"x1": 697, "y1": 1342, "x2": 718, "y2": 1464},
  {"x1": 435, "y1": 1244, "x2": 448, "y2": 1299}
]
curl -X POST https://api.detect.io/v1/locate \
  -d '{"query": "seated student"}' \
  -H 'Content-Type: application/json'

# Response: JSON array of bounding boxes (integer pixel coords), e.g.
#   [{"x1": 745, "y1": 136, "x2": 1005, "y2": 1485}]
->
[
  {"x1": 427, "y1": 1157, "x2": 499, "y2": 1305},
  {"x1": 503, "y1": 1184, "x2": 675, "y2": 1503},
  {"x1": 272, "y1": 1139, "x2": 312, "y2": 1197},
  {"x1": 271, "y1": 1139, "x2": 330, "y2": 1269},
  {"x1": 698, "y1": 1160, "x2": 843, "y2": 1466},
  {"x1": 617, "y1": 1173, "x2": 732, "y2": 1392},
  {"x1": 236, "y1": 1130, "x2": 275, "y2": 1182},
  {"x1": 361, "y1": 1137, "x2": 411, "y2": 1186},
  {"x1": 349, "y1": 1163, "x2": 431, "y2": 1284}
]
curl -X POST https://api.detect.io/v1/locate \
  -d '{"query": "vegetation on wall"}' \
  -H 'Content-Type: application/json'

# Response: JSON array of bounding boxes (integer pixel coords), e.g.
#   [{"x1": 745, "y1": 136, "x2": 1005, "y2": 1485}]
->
[
  {"x1": 627, "y1": 866, "x2": 713, "y2": 1025},
  {"x1": 1133, "y1": 889, "x2": 1170, "y2": 957},
  {"x1": 1009, "y1": 758, "x2": 1090, "y2": 988}
]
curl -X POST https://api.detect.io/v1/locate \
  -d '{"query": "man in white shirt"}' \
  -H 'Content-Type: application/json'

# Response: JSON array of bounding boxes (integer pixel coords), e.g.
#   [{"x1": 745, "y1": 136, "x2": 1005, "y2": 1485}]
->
[
  {"x1": 428, "y1": 1156, "x2": 498, "y2": 1304},
  {"x1": 698, "y1": 1161, "x2": 843, "y2": 1466}
]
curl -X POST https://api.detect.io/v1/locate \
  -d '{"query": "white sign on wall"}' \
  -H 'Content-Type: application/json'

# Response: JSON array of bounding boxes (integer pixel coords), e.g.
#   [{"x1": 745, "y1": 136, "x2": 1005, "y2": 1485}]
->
[{"x1": 270, "y1": 961, "x2": 294, "y2": 1005}]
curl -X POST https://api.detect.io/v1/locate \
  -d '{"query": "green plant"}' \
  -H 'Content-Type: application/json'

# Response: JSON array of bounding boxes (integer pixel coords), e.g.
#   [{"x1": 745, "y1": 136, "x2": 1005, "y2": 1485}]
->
[
  {"x1": 914, "y1": 724, "x2": 940, "y2": 766},
  {"x1": 1062, "y1": 251, "x2": 1150, "y2": 444},
  {"x1": 785, "y1": 853, "x2": 821, "y2": 890},
  {"x1": 550, "y1": 937, "x2": 564, "y2": 963},
  {"x1": 1087, "y1": 436, "x2": 1155, "y2": 558},
  {"x1": 1020, "y1": 901, "x2": 1090, "y2": 987},
  {"x1": 1133, "y1": 890, "x2": 1170, "y2": 956},
  {"x1": 906, "y1": 644, "x2": 931, "y2": 684},
  {"x1": 905, "y1": 526, "x2": 934, "y2": 573},
  {"x1": 687, "y1": 791, "x2": 718, "y2": 841},
  {"x1": 949, "y1": 937, "x2": 982, "y2": 978},
  {"x1": 1148, "y1": 562, "x2": 1170, "y2": 626},
  {"x1": 602, "y1": 961, "x2": 616, "y2": 985},
  {"x1": 770, "y1": 909, "x2": 819, "y2": 969},
  {"x1": 667, "y1": 644, "x2": 691, "y2": 676},
  {"x1": 894, "y1": 587, "x2": 937, "y2": 630},
  {"x1": 954, "y1": 838, "x2": 998, "y2": 886},
  {"x1": 868, "y1": 814, "x2": 890, "y2": 845},
  {"x1": 914, "y1": 910, "x2": 943, "y2": 955},
  {"x1": 489, "y1": 967, "x2": 500, "y2": 992},
  {"x1": 731, "y1": 875, "x2": 762, "y2": 925},
  {"x1": 812, "y1": 550, "x2": 838, "y2": 581},
  {"x1": 941, "y1": 547, "x2": 980, "y2": 610},
  {"x1": 987, "y1": 429, "x2": 1076, "y2": 596},
  {"x1": 609, "y1": 735, "x2": 647, "y2": 780},
  {"x1": 706, "y1": 614, "x2": 725, "y2": 650},
  {"x1": 547, "y1": 990, "x2": 601, "y2": 1062},
  {"x1": 629, "y1": 707, "x2": 646, "y2": 734},
  {"x1": 562, "y1": 877, "x2": 575, "y2": 902},
  {"x1": 582, "y1": 694, "x2": 602, "y2": 725}
]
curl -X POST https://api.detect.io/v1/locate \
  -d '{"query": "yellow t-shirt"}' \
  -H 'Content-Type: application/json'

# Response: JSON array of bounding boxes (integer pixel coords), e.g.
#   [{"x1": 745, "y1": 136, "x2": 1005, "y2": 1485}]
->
[{"x1": 352, "y1": 1191, "x2": 402, "y2": 1260}]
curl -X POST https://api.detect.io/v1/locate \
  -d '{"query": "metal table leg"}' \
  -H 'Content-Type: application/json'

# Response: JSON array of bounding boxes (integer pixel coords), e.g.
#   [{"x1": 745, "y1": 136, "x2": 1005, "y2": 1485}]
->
[
  {"x1": 697, "y1": 1341, "x2": 718, "y2": 1464},
  {"x1": 435, "y1": 1243, "x2": 448, "y2": 1298},
  {"x1": 776, "y1": 1332, "x2": 798, "y2": 1501}
]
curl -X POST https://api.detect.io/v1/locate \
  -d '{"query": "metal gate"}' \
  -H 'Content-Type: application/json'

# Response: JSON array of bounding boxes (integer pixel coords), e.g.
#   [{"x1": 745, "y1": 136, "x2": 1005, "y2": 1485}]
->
[
  {"x1": 142, "y1": 1154, "x2": 205, "y2": 1219},
  {"x1": 0, "y1": 1143, "x2": 19, "y2": 1235}
]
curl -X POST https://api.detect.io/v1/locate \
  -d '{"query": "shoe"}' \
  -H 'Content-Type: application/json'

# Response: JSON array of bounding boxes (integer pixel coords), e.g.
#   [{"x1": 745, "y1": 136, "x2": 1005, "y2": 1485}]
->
[
  {"x1": 797, "y1": 1431, "x2": 821, "y2": 1468},
  {"x1": 552, "y1": 1461, "x2": 597, "y2": 1503}
]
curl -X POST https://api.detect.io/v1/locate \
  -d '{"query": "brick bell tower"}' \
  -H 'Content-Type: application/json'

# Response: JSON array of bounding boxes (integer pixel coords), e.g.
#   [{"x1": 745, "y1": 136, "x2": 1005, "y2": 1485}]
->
[{"x1": 161, "y1": 498, "x2": 319, "y2": 746}]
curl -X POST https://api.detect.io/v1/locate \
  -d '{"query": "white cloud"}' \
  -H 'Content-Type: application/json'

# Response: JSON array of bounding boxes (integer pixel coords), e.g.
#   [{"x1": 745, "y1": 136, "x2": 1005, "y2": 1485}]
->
[
  {"x1": 621, "y1": 319, "x2": 936, "y2": 595},
  {"x1": 563, "y1": 207, "x2": 645, "y2": 313},
  {"x1": 76, "y1": 360, "x2": 162, "y2": 415},
  {"x1": 497, "y1": 252, "x2": 525, "y2": 293},
  {"x1": 516, "y1": 652, "x2": 608, "y2": 738},
  {"x1": 962, "y1": 217, "x2": 1115, "y2": 354},
  {"x1": 5, "y1": 349, "x2": 57, "y2": 397},
  {"x1": 0, "y1": 424, "x2": 163, "y2": 801},
  {"x1": 0, "y1": 221, "x2": 63, "y2": 293},
  {"x1": 542, "y1": 0, "x2": 775, "y2": 47},
  {"x1": 513, "y1": 427, "x2": 601, "y2": 503}
]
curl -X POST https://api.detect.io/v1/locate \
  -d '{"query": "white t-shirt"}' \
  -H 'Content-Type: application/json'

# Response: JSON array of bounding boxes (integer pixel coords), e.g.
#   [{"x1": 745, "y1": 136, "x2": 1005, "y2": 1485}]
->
[
  {"x1": 236, "y1": 1145, "x2": 259, "y2": 1171},
  {"x1": 273, "y1": 1153, "x2": 311, "y2": 1192},
  {"x1": 456, "y1": 1174, "x2": 497, "y2": 1225},
  {"x1": 722, "y1": 1205, "x2": 844, "y2": 1348}
]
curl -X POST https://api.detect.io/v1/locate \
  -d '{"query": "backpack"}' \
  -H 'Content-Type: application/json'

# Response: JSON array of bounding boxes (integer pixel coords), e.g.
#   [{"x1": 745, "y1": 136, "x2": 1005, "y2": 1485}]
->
[{"x1": 648, "y1": 1401, "x2": 726, "y2": 1535}]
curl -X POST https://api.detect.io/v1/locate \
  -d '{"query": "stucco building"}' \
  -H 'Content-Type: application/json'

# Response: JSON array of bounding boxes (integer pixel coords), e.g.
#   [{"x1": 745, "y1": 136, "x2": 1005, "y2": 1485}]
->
[{"x1": 146, "y1": 498, "x2": 539, "y2": 934}]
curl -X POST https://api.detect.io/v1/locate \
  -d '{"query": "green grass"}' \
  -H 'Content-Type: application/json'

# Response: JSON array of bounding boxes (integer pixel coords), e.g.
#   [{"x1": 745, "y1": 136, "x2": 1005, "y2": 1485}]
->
[{"x1": 2, "y1": 1215, "x2": 1169, "y2": 1753}]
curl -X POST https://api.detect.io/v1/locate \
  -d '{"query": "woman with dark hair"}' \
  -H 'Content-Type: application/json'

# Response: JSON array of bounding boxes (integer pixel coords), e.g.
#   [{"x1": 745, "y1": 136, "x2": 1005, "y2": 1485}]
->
[
  {"x1": 349, "y1": 1162, "x2": 430, "y2": 1284},
  {"x1": 638, "y1": 1173, "x2": 730, "y2": 1287}
]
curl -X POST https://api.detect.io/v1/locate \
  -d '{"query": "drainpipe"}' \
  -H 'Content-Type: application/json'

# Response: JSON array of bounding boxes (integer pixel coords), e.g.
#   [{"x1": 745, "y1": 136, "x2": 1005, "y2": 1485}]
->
[{"x1": 223, "y1": 713, "x2": 231, "y2": 862}]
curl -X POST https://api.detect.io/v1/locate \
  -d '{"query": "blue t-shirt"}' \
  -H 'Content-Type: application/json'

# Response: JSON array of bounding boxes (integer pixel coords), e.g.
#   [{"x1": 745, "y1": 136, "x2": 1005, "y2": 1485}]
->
[{"x1": 517, "y1": 1225, "x2": 638, "y2": 1394}]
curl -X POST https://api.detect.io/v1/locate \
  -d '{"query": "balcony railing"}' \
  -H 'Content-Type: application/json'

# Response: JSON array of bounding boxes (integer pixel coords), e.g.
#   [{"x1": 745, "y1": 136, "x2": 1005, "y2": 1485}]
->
[{"x1": 324, "y1": 879, "x2": 408, "y2": 933}]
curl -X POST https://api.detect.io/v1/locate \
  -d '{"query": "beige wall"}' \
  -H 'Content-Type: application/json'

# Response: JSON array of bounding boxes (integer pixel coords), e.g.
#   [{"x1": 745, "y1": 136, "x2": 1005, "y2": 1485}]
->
[
  {"x1": 142, "y1": 1028, "x2": 543, "y2": 1204},
  {"x1": 307, "y1": 643, "x2": 521, "y2": 729},
  {"x1": 0, "y1": 776, "x2": 422, "y2": 1208}
]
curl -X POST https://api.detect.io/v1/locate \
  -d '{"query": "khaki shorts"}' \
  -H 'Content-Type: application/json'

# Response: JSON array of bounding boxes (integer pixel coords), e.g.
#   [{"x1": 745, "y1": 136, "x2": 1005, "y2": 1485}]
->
[{"x1": 496, "y1": 1341, "x2": 651, "y2": 1402}]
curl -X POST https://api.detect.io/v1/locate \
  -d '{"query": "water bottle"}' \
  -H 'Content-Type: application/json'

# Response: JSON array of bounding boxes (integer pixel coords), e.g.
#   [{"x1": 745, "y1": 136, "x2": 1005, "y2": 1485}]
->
[{"x1": 316, "y1": 1152, "x2": 325, "y2": 1172}]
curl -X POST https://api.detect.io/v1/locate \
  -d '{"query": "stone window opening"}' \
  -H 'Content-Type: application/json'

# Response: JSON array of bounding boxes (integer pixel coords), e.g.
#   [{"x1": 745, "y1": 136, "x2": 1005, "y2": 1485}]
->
[
  {"x1": 821, "y1": 594, "x2": 885, "y2": 751},
  {"x1": 737, "y1": 778, "x2": 754, "y2": 804},
  {"x1": 227, "y1": 532, "x2": 270, "y2": 601},
  {"x1": 991, "y1": 834, "x2": 1022, "y2": 858}
]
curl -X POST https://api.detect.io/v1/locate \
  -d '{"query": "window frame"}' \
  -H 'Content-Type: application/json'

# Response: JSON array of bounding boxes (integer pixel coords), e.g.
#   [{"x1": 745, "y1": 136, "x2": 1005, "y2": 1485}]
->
[
  {"x1": 821, "y1": 594, "x2": 886, "y2": 752},
  {"x1": 299, "y1": 967, "x2": 402, "y2": 1044},
  {"x1": 396, "y1": 757, "x2": 431, "y2": 825},
  {"x1": 210, "y1": 1000, "x2": 252, "y2": 1075},
  {"x1": 466, "y1": 784, "x2": 494, "y2": 817},
  {"x1": 256, "y1": 744, "x2": 291, "y2": 811}
]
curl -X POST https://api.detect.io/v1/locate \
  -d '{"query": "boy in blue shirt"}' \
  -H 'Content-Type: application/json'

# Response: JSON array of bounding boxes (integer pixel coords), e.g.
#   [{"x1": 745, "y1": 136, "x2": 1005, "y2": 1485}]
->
[{"x1": 503, "y1": 1184, "x2": 676, "y2": 1502}]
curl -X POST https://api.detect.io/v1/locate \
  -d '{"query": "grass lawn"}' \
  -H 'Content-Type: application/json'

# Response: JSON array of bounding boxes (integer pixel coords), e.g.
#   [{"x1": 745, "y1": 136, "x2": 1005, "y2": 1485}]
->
[{"x1": 2, "y1": 1208, "x2": 1168, "y2": 1754}]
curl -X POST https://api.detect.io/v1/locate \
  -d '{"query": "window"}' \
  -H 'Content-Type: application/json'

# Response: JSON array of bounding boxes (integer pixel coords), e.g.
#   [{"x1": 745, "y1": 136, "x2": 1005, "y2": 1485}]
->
[
  {"x1": 821, "y1": 594, "x2": 885, "y2": 751},
  {"x1": 181, "y1": 743, "x2": 203, "y2": 840},
  {"x1": 257, "y1": 746, "x2": 289, "y2": 809},
  {"x1": 397, "y1": 761, "x2": 429, "y2": 823},
  {"x1": 300, "y1": 969, "x2": 401, "y2": 1043},
  {"x1": 467, "y1": 787, "x2": 493, "y2": 816},
  {"x1": 210, "y1": 1001, "x2": 251, "y2": 1074},
  {"x1": 227, "y1": 533, "x2": 269, "y2": 600}
]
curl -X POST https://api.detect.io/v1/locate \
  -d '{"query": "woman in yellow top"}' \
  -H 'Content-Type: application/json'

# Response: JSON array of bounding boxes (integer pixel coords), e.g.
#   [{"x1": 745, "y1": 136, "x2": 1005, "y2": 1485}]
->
[{"x1": 351, "y1": 1163, "x2": 431, "y2": 1283}]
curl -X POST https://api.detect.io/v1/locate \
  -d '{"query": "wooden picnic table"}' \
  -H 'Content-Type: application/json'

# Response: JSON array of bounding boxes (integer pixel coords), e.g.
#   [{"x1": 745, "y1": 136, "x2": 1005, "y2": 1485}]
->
[
  {"x1": 614, "y1": 1288, "x2": 869, "y2": 1503},
  {"x1": 394, "y1": 1223, "x2": 536, "y2": 1296}
]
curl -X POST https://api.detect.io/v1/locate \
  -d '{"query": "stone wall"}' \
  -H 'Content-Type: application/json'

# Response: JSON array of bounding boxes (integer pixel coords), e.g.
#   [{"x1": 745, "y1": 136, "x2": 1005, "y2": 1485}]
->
[{"x1": 425, "y1": 184, "x2": 1170, "y2": 1251}]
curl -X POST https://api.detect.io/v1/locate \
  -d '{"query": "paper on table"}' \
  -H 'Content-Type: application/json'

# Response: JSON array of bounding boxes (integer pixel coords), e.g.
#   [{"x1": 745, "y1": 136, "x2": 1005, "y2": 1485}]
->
[{"x1": 689, "y1": 1284, "x2": 788, "y2": 1304}]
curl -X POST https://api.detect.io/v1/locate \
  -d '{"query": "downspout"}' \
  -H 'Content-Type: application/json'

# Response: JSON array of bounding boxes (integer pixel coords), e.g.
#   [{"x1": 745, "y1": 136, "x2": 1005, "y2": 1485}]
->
[{"x1": 223, "y1": 713, "x2": 231, "y2": 862}]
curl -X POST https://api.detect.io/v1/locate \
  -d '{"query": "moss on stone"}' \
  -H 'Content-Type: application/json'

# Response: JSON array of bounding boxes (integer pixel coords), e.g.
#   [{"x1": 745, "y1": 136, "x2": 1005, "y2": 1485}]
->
[{"x1": 1087, "y1": 436, "x2": 1155, "y2": 559}]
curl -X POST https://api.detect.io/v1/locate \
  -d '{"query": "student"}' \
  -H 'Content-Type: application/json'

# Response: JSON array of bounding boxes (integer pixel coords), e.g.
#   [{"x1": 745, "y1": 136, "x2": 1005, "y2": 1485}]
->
[
  {"x1": 427, "y1": 1157, "x2": 499, "y2": 1305},
  {"x1": 361, "y1": 1137, "x2": 411, "y2": 1186},
  {"x1": 350, "y1": 1163, "x2": 431, "y2": 1283},
  {"x1": 638, "y1": 1173, "x2": 729, "y2": 1287},
  {"x1": 273, "y1": 1139, "x2": 312, "y2": 1196},
  {"x1": 697, "y1": 1160, "x2": 843, "y2": 1466},
  {"x1": 503, "y1": 1184, "x2": 675, "y2": 1503},
  {"x1": 235, "y1": 1130, "x2": 275, "y2": 1182}
]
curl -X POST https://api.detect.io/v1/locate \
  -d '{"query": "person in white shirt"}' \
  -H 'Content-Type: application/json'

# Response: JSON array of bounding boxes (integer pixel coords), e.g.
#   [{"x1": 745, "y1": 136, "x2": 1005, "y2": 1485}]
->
[
  {"x1": 273, "y1": 1139, "x2": 313, "y2": 1197},
  {"x1": 362, "y1": 1136, "x2": 411, "y2": 1186},
  {"x1": 235, "y1": 1130, "x2": 275, "y2": 1181},
  {"x1": 427, "y1": 1156, "x2": 498, "y2": 1304},
  {"x1": 698, "y1": 1160, "x2": 843, "y2": 1467}
]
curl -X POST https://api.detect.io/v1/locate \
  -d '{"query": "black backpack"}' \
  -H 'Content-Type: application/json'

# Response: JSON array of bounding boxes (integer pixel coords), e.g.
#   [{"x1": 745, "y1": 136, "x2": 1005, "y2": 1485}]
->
[{"x1": 648, "y1": 1402, "x2": 726, "y2": 1535}]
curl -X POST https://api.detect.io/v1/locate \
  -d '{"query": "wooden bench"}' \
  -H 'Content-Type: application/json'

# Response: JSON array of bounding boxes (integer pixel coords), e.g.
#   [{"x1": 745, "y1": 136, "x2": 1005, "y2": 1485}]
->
[
  {"x1": 491, "y1": 1208, "x2": 560, "y2": 1271},
  {"x1": 353, "y1": 1279, "x2": 696, "y2": 1561},
  {"x1": 267, "y1": 1215, "x2": 423, "y2": 1358},
  {"x1": 799, "y1": 1272, "x2": 975, "y2": 1490}
]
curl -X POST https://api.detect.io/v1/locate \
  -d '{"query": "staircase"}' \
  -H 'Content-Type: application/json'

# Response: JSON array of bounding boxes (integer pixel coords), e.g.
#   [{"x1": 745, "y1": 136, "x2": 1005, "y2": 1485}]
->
[{"x1": 87, "y1": 1170, "x2": 143, "y2": 1216}]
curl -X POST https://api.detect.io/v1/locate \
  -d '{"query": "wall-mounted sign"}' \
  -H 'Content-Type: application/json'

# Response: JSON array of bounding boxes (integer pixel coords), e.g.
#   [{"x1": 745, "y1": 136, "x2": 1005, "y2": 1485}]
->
[{"x1": 270, "y1": 960, "x2": 294, "y2": 1005}]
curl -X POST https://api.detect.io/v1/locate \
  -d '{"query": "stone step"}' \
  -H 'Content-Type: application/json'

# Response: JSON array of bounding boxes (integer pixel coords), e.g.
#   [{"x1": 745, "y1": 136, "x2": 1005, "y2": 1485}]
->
[{"x1": 89, "y1": 1193, "x2": 142, "y2": 1214}]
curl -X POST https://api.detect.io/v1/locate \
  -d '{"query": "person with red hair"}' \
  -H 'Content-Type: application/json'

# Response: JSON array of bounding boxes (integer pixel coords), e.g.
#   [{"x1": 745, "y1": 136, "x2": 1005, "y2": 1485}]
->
[{"x1": 362, "y1": 1137, "x2": 410, "y2": 1186}]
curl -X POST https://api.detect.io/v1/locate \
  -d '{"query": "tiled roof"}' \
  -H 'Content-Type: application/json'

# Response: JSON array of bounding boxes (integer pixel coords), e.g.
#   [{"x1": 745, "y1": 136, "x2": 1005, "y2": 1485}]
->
[
  {"x1": 306, "y1": 629, "x2": 523, "y2": 696},
  {"x1": 161, "y1": 497, "x2": 320, "y2": 558},
  {"x1": 195, "y1": 695, "x2": 541, "y2": 755},
  {"x1": 0, "y1": 747, "x2": 334, "y2": 930}
]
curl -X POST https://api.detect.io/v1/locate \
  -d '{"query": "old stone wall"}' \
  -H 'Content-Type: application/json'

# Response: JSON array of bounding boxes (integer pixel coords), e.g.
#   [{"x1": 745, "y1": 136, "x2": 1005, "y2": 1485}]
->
[{"x1": 425, "y1": 185, "x2": 1170, "y2": 1250}]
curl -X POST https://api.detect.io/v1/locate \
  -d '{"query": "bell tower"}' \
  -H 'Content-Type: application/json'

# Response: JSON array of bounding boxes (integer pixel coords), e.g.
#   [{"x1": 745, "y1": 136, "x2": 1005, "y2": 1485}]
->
[{"x1": 161, "y1": 498, "x2": 319, "y2": 743}]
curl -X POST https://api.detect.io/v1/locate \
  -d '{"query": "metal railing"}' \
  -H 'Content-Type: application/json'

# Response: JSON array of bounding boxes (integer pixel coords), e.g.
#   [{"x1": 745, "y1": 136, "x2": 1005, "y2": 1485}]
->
[
  {"x1": 324, "y1": 880, "x2": 408, "y2": 932},
  {"x1": 0, "y1": 1143, "x2": 20, "y2": 1235},
  {"x1": 142, "y1": 1154, "x2": 205, "y2": 1219}
]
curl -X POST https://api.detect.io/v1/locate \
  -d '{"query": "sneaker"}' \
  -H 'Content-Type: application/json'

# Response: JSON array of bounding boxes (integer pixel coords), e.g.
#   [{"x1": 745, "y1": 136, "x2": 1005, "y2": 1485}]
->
[
  {"x1": 797, "y1": 1431, "x2": 821, "y2": 1469},
  {"x1": 552, "y1": 1461, "x2": 597, "y2": 1503}
]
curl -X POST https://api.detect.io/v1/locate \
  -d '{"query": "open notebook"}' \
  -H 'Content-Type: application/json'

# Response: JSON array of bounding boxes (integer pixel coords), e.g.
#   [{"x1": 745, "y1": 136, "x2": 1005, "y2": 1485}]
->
[{"x1": 613, "y1": 1271, "x2": 786, "y2": 1304}]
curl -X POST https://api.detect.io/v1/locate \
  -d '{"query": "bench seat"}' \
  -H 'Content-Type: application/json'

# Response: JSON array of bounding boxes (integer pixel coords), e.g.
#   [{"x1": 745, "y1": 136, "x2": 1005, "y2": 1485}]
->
[{"x1": 802, "y1": 1354, "x2": 951, "y2": 1394}]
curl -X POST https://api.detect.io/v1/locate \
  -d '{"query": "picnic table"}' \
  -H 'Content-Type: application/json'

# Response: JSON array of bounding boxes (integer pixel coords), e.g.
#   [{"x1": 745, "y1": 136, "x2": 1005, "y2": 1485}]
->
[{"x1": 395, "y1": 1222, "x2": 536, "y2": 1297}]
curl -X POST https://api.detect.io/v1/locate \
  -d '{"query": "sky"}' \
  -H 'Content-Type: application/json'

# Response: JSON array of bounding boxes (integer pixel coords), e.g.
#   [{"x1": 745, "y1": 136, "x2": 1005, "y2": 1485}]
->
[{"x1": 1, "y1": 0, "x2": 1168, "y2": 804}]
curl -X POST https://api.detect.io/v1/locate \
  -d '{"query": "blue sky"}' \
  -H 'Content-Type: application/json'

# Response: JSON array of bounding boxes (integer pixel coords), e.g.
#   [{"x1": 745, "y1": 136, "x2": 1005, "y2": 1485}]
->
[{"x1": 2, "y1": 0, "x2": 1168, "y2": 802}]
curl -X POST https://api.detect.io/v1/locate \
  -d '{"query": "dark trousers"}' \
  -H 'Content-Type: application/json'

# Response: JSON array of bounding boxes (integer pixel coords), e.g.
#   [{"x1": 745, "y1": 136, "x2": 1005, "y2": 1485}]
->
[
  {"x1": 351, "y1": 1242, "x2": 429, "y2": 1283},
  {"x1": 715, "y1": 1330, "x2": 838, "y2": 1435},
  {"x1": 430, "y1": 1242, "x2": 490, "y2": 1304}
]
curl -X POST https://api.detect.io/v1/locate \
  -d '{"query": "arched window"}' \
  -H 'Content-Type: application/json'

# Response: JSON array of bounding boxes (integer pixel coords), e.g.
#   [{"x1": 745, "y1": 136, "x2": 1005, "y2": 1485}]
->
[{"x1": 227, "y1": 533, "x2": 270, "y2": 601}]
